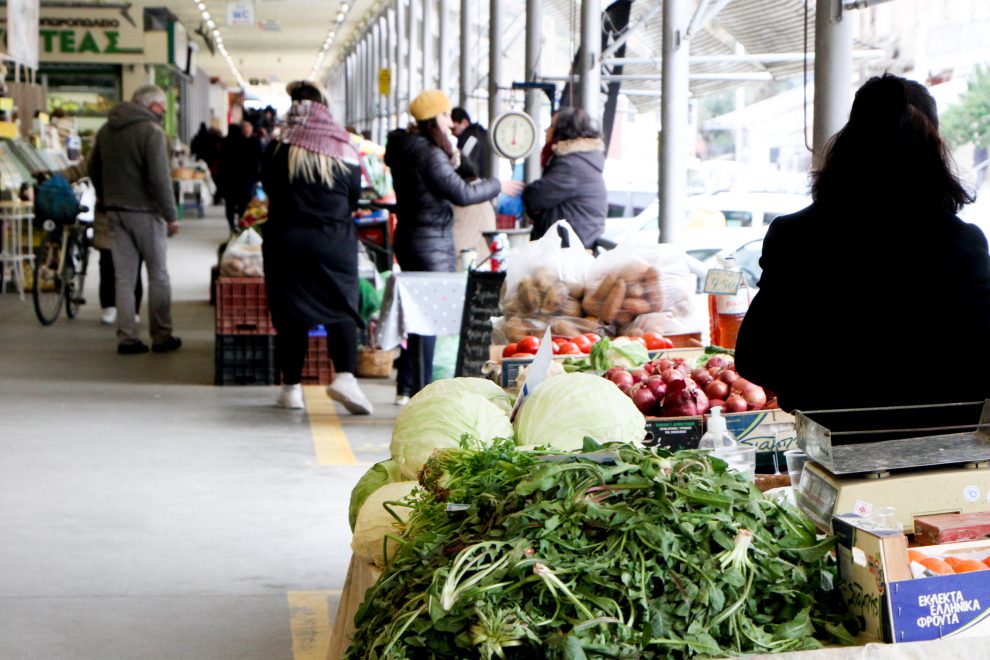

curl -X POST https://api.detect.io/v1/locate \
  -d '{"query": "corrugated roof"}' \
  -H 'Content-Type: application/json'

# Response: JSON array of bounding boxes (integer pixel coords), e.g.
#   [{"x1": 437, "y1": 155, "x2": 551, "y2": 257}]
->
[{"x1": 545, "y1": 0, "x2": 823, "y2": 111}]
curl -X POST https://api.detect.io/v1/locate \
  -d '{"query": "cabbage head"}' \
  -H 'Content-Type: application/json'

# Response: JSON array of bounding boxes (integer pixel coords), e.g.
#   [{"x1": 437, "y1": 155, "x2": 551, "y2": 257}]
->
[
  {"x1": 348, "y1": 459, "x2": 402, "y2": 531},
  {"x1": 351, "y1": 480, "x2": 419, "y2": 568},
  {"x1": 390, "y1": 390, "x2": 513, "y2": 480},
  {"x1": 513, "y1": 372, "x2": 645, "y2": 450},
  {"x1": 414, "y1": 377, "x2": 513, "y2": 414}
]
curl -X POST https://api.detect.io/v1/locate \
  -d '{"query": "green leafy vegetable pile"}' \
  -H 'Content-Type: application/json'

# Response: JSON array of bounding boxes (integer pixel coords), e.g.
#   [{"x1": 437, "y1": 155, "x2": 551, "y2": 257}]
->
[{"x1": 345, "y1": 439, "x2": 857, "y2": 659}]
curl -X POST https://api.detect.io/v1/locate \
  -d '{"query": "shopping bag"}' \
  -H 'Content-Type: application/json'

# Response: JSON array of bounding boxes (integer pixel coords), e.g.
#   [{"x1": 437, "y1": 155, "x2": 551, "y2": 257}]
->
[{"x1": 219, "y1": 227, "x2": 264, "y2": 277}]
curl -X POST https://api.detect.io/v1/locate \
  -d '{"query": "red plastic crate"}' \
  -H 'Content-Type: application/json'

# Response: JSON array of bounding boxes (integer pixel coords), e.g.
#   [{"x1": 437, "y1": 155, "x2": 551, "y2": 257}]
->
[
  {"x1": 301, "y1": 333, "x2": 334, "y2": 385},
  {"x1": 215, "y1": 277, "x2": 275, "y2": 335}
]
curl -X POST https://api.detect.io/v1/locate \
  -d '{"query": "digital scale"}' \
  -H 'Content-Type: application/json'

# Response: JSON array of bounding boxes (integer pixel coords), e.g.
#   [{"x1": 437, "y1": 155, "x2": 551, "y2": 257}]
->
[{"x1": 793, "y1": 401, "x2": 990, "y2": 533}]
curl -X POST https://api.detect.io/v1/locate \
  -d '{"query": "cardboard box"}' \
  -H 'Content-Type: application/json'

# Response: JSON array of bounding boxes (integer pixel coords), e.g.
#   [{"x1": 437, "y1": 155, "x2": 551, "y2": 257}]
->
[
  {"x1": 645, "y1": 408, "x2": 796, "y2": 454},
  {"x1": 834, "y1": 513, "x2": 990, "y2": 644}
]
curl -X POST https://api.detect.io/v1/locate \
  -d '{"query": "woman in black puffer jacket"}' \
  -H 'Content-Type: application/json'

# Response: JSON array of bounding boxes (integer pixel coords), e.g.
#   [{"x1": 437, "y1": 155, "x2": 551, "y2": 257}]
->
[{"x1": 384, "y1": 90, "x2": 522, "y2": 402}]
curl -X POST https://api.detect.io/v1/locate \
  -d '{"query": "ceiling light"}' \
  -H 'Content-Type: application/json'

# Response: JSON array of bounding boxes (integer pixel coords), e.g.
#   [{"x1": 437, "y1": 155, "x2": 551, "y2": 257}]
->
[
  {"x1": 213, "y1": 29, "x2": 221, "y2": 37},
  {"x1": 341, "y1": 3, "x2": 350, "y2": 11},
  {"x1": 206, "y1": 19, "x2": 216, "y2": 28},
  {"x1": 336, "y1": 12, "x2": 345, "y2": 21},
  {"x1": 196, "y1": 2, "x2": 205, "y2": 10}
]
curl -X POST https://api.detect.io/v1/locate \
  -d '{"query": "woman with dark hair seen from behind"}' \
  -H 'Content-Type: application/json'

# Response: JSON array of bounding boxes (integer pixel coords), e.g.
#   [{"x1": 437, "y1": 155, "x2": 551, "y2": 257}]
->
[
  {"x1": 261, "y1": 80, "x2": 373, "y2": 414},
  {"x1": 218, "y1": 121, "x2": 262, "y2": 233},
  {"x1": 735, "y1": 74, "x2": 990, "y2": 412},
  {"x1": 385, "y1": 90, "x2": 523, "y2": 404},
  {"x1": 523, "y1": 106, "x2": 608, "y2": 250}
]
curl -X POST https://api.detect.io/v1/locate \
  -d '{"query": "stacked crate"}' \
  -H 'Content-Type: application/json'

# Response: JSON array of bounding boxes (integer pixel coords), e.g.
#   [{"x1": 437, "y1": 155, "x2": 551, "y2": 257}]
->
[
  {"x1": 214, "y1": 278, "x2": 334, "y2": 385},
  {"x1": 215, "y1": 278, "x2": 278, "y2": 385}
]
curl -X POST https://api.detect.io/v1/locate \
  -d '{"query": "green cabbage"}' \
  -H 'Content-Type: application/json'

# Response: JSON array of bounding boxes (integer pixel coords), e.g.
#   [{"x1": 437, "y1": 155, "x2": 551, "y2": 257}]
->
[
  {"x1": 348, "y1": 459, "x2": 402, "y2": 531},
  {"x1": 513, "y1": 372, "x2": 646, "y2": 450},
  {"x1": 390, "y1": 390, "x2": 513, "y2": 480},
  {"x1": 351, "y1": 480, "x2": 419, "y2": 568},
  {"x1": 414, "y1": 377, "x2": 513, "y2": 414}
]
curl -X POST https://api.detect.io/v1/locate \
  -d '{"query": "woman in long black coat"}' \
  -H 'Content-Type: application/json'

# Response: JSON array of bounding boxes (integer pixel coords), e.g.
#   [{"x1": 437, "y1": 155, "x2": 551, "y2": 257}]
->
[
  {"x1": 735, "y1": 75, "x2": 990, "y2": 414},
  {"x1": 261, "y1": 81, "x2": 372, "y2": 414},
  {"x1": 384, "y1": 90, "x2": 522, "y2": 403}
]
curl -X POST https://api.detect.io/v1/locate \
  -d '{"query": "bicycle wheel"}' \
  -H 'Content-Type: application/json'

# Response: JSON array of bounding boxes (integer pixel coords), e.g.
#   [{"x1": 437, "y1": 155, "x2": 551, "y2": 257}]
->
[
  {"x1": 33, "y1": 231, "x2": 66, "y2": 325},
  {"x1": 65, "y1": 235, "x2": 88, "y2": 319}
]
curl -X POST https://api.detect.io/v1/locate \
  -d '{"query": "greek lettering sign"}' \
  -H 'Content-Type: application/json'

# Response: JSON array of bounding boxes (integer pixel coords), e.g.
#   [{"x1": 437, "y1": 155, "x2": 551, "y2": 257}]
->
[{"x1": 0, "y1": 3, "x2": 145, "y2": 64}]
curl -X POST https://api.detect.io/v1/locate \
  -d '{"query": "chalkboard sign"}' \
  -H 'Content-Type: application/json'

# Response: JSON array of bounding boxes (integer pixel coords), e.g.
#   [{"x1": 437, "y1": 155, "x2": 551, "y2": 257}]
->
[{"x1": 454, "y1": 270, "x2": 506, "y2": 377}]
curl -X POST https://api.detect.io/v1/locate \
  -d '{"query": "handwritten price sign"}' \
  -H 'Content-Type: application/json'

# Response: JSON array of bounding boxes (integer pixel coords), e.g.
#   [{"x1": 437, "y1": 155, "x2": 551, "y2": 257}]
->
[{"x1": 703, "y1": 268, "x2": 743, "y2": 295}]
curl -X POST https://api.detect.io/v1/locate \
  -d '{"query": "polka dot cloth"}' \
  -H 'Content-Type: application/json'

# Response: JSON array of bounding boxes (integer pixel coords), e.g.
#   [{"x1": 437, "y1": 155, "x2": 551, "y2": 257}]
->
[{"x1": 377, "y1": 272, "x2": 468, "y2": 350}]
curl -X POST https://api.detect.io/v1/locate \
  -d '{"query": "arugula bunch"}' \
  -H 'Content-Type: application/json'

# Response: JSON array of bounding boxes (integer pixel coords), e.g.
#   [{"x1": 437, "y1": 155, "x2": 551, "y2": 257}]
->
[{"x1": 346, "y1": 439, "x2": 857, "y2": 659}]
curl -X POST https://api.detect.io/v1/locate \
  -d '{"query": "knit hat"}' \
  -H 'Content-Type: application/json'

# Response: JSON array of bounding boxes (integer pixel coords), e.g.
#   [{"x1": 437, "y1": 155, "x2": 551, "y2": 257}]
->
[{"x1": 409, "y1": 90, "x2": 452, "y2": 122}]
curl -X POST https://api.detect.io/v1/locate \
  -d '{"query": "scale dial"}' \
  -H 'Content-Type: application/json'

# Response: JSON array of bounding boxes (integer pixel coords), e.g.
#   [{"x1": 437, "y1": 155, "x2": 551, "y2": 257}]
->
[{"x1": 490, "y1": 111, "x2": 538, "y2": 161}]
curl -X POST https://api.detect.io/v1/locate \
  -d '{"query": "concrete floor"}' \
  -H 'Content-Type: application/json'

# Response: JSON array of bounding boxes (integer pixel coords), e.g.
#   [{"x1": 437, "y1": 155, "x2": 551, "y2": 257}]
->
[{"x1": 0, "y1": 207, "x2": 395, "y2": 659}]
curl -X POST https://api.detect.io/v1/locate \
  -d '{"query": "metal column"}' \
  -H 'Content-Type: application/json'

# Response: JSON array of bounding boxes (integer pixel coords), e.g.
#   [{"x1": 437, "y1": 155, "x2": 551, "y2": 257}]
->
[
  {"x1": 408, "y1": 0, "x2": 420, "y2": 100},
  {"x1": 372, "y1": 25, "x2": 381, "y2": 141},
  {"x1": 813, "y1": 0, "x2": 853, "y2": 164},
  {"x1": 458, "y1": 0, "x2": 472, "y2": 107},
  {"x1": 579, "y1": 0, "x2": 602, "y2": 120},
  {"x1": 395, "y1": 0, "x2": 406, "y2": 125},
  {"x1": 658, "y1": 0, "x2": 689, "y2": 245},
  {"x1": 438, "y1": 0, "x2": 450, "y2": 95},
  {"x1": 488, "y1": 0, "x2": 503, "y2": 176},
  {"x1": 524, "y1": 0, "x2": 542, "y2": 183},
  {"x1": 422, "y1": 0, "x2": 433, "y2": 90}
]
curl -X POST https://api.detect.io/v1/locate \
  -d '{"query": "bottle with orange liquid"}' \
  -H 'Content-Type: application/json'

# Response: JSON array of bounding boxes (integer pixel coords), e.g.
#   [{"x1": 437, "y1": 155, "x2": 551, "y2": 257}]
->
[{"x1": 713, "y1": 255, "x2": 750, "y2": 349}]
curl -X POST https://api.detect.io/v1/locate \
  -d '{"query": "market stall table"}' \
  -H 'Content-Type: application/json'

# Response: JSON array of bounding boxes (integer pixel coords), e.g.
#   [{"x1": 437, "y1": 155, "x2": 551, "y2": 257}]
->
[{"x1": 376, "y1": 271, "x2": 467, "y2": 392}]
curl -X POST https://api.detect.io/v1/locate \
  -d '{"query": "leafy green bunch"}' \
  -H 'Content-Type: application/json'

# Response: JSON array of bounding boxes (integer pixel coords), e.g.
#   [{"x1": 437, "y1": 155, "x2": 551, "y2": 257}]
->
[{"x1": 346, "y1": 439, "x2": 857, "y2": 659}]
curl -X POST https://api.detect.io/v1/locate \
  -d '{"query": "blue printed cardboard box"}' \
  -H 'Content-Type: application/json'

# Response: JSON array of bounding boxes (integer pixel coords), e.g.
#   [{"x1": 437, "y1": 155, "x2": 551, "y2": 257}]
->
[{"x1": 834, "y1": 513, "x2": 990, "y2": 643}]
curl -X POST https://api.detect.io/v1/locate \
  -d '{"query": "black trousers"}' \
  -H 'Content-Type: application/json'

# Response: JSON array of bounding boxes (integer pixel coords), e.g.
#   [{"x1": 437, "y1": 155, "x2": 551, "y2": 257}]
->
[
  {"x1": 276, "y1": 320, "x2": 357, "y2": 385},
  {"x1": 396, "y1": 334, "x2": 435, "y2": 396},
  {"x1": 98, "y1": 248, "x2": 143, "y2": 310}
]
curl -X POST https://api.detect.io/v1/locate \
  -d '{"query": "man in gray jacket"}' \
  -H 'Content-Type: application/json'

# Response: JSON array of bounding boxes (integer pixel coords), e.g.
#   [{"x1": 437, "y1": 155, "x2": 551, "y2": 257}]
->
[{"x1": 89, "y1": 85, "x2": 182, "y2": 354}]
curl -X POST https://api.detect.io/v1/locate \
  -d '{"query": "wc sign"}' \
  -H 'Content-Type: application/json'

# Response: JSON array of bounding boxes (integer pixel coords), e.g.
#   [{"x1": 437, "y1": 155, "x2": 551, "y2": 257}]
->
[{"x1": 226, "y1": 2, "x2": 255, "y2": 27}]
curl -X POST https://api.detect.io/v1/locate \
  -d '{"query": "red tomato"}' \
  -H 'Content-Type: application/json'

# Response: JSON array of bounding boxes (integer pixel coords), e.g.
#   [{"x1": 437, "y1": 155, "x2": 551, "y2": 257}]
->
[
  {"x1": 551, "y1": 336, "x2": 568, "y2": 346},
  {"x1": 662, "y1": 337, "x2": 675, "y2": 349},
  {"x1": 570, "y1": 335, "x2": 593, "y2": 354},
  {"x1": 641, "y1": 332, "x2": 666, "y2": 351},
  {"x1": 511, "y1": 352, "x2": 534, "y2": 358},
  {"x1": 502, "y1": 343, "x2": 518, "y2": 358},
  {"x1": 557, "y1": 341, "x2": 581, "y2": 355},
  {"x1": 583, "y1": 332, "x2": 602, "y2": 344},
  {"x1": 518, "y1": 336, "x2": 540, "y2": 354},
  {"x1": 551, "y1": 342, "x2": 561, "y2": 355}
]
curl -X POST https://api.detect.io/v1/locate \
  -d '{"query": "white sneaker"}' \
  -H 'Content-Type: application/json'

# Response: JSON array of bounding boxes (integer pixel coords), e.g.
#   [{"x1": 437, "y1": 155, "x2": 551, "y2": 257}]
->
[
  {"x1": 101, "y1": 307, "x2": 117, "y2": 324},
  {"x1": 326, "y1": 372, "x2": 374, "y2": 415},
  {"x1": 394, "y1": 394, "x2": 410, "y2": 406},
  {"x1": 276, "y1": 384, "x2": 305, "y2": 409}
]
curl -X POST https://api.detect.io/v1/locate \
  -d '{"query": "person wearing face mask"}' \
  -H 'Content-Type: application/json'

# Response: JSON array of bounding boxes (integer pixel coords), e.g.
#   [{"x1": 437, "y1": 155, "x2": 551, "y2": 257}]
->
[
  {"x1": 89, "y1": 84, "x2": 181, "y2": 355},
  {"x1": 385, "y1": 90, "x2": 524, "y2": 403}
]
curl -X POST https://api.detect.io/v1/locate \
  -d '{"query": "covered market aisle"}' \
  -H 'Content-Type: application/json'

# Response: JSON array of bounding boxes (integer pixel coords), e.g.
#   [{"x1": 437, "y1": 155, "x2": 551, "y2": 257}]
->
[{"x1": 0, "y1": 206, "x2": 395, "y2": 660}]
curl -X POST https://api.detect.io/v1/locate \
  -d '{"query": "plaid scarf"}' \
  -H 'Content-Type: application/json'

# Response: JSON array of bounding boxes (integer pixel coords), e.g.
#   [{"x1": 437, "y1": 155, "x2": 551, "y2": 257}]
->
[{"x1": 278, "y1": 100, "x2": 357, "y2": 160}]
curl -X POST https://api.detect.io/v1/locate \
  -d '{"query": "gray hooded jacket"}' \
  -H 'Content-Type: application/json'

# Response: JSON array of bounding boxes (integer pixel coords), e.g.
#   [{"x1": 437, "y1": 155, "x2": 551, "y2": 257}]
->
[{"x1": 89, "y1": 102, "x2": 177, "y2": 222}]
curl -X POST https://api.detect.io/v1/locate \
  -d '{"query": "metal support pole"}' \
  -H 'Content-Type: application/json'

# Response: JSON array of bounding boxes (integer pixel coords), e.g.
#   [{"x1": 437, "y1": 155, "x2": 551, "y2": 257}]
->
[
  {"x1": 813, "y1": 0, "x2": 853, "y2": 164},
  {"x1": 488, "y1": 0, "x2": 503, "y2": 177},
  {"x1": 422, "y1": 0, "x2": 433, "y2": 89},
  {"x1": 395, "y1": 0, "x2": 406, "y2": 125},
  {"x1": 359, "y1": 40, "x2": 367, "y2": 129},
  {"x1": 524, "y1": 0, "x2": 542, "y2": 183},
  {"x1": 458, "y1": 0, "x2": 472, "y2": 107},
  {"x1": 408, "y1": 0, "x2": 420, "y2": 98},
  {"x1": 579, "y1": 0, "x2": 602, "y2": 120},
  {"x1": 438, "y1": 0, "x2": 450, "y2": 95},
  {"x1": 373, "y1": 25, "x2": 381, "y2": 142},
  {"x1": 658, "y1": 0, "x2": 689, "y2": 245}
]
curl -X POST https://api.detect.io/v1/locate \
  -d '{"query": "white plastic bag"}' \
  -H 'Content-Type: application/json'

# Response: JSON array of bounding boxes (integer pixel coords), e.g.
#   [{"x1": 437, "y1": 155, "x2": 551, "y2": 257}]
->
[{"x1": 220, "y1": 228, "x2": 264, "y2": 277}]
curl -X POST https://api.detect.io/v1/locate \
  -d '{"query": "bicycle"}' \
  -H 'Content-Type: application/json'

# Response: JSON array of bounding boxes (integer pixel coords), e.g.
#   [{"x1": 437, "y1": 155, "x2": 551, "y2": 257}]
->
[{"x1": 32, "y1": 208, "x2": 93, "y2": 325}]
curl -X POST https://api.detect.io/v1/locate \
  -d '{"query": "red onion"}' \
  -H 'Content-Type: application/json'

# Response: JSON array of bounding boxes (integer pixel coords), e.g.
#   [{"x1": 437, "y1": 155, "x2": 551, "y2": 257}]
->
[
  {"x1": 654, "y1": 359, "x2": 674, "y2": 372},
  {"x1": 704, "y1": 379, "x2": 730, "y2": 401},
  {"x1": 660, "y1": 368, "x2": 685, "y2": 384},
  {"x1": 724, "y1": 393, "x2": 748, "y2": 413},
  {"x1": 738, "y1": 382, "x2": 767, "y2": 410},
  {"x1": 718, "y1": 369, "x2": 739, "y2": 386},
  {"x1": 691, "y1": 368, "x2": 714, "y2": 387},
  {"x1": 725, "y1": 363, "x2": 737, "y2": 372},
  {"x1": 708, "y1": 398, "x2": 726, "y2": 409},
  {"x1": 630, "y1": 368, "x2": 649, "y2": 385},
  {"x1": 643, "y1": 361, "x2": 656, "y2": 376},
  {"x1": 630, "y1": 382, "x2": 658, "y2": 415},
  {"x1": 610, "y1": 370, "x2": 634, "y2": 388},
  {"x1": 661, "y1": 379, "x2": 710, "y2": 417},
  {"x1": 705, "y1": 356, "x2": 728, "y2": 370},
  {"x1": 644, "y1": 375, "x2": 667, "y2": 399}
]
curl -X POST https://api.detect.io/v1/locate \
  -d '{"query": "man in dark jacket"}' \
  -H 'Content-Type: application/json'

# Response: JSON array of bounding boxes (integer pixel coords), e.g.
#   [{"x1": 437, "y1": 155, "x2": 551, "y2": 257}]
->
[
  {"x1": 522, "y1": 107, "x2": 608, "y2": 250},
  {"x1": 451, "y1": 107, "x2": 490, "y2": 179},
  {"x1": 89, "y1": 84, "x2": 181, "y2": 355}
]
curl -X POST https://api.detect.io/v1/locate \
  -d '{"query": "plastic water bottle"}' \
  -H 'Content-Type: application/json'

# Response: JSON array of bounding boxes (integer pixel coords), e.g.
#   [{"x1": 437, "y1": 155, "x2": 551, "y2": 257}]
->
[
  {"x1": 715, "y1": 255, "x2": 750, "y2": 349},
  {"x1": 699, "y1": 406, "x2": 737, "y2": 450}
]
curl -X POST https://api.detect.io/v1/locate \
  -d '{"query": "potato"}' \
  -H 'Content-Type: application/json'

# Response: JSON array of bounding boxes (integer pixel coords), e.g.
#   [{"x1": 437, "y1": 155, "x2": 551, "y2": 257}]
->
[{"x1": 599, "y1": 279, "x2": 626, "y2": 323}]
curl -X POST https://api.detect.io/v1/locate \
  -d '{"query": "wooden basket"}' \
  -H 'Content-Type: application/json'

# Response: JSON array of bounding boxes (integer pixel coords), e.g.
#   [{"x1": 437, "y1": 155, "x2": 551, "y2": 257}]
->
[{"x1": 356, "y1": 347, "x2": 395, "y2": 378}]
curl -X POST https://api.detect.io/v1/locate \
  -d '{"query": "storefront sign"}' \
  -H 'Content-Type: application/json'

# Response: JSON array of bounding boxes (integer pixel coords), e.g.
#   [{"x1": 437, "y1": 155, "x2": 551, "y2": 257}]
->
[
  {"x1": 5, "y1": 0, "x2": 40, "y2": 69},
  {"x1": 226, "y1": 2, "x2": 255, "y2": 27},
  {"x1": 0, "y1": 3, "x2": 145, "y2": 64}
]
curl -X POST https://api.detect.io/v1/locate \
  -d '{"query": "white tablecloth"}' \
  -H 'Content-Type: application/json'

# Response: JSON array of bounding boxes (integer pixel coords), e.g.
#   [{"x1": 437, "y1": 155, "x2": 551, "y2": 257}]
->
[{"x1": 376, "y1": 272, "x2": 467, "y2": 350}]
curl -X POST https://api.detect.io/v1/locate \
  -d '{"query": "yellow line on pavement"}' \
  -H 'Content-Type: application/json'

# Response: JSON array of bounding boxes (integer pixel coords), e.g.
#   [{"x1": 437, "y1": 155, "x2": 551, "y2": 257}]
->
[
  {"x1": 304, "y1": 386, "x2": 357, "y2": 465},
  {"x1": 288, "y1": 590, "x2": 336, "y2": 660}
]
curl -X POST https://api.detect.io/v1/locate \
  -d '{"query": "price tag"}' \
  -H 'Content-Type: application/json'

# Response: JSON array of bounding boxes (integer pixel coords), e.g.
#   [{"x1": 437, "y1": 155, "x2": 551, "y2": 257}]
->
[
  {"x1": 510, "y1": 327, "x2": 553, "y2": 422},
  {"x1": 703, "y1": 268, "x2": 742, "y2": 295},
  {"x1": 853, "y1": 499, "x2": 874, "y2": 517}
]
